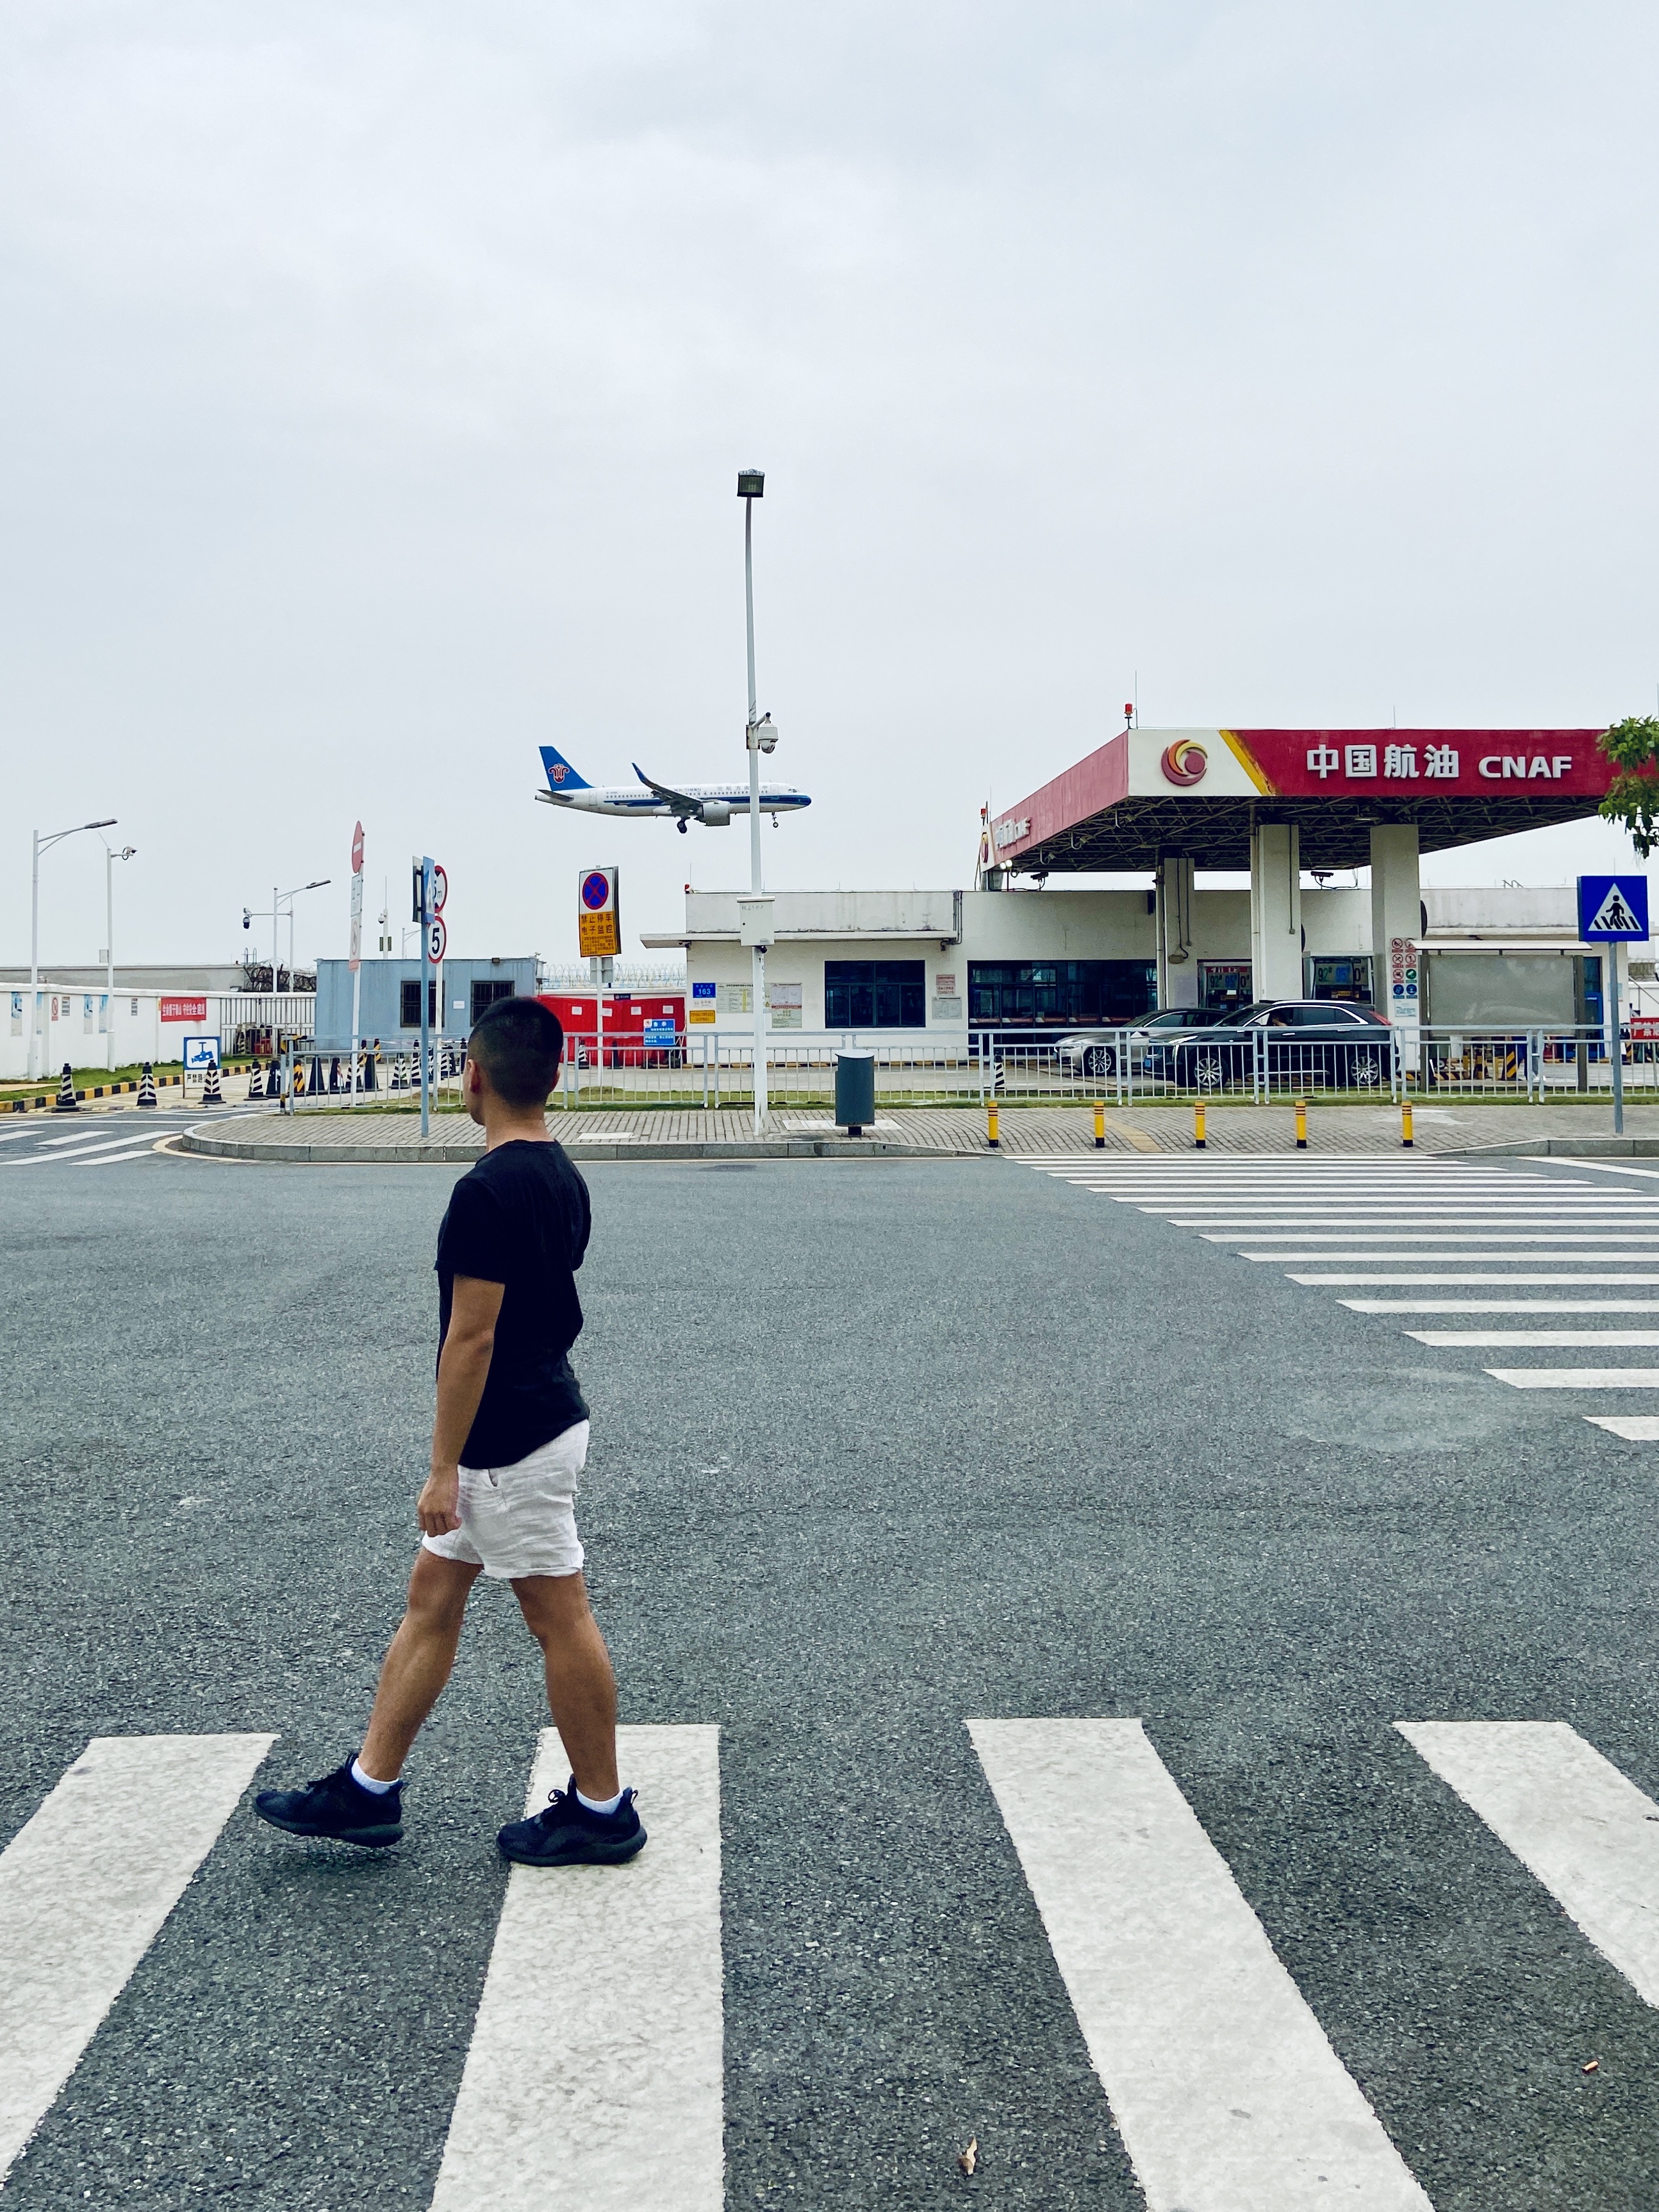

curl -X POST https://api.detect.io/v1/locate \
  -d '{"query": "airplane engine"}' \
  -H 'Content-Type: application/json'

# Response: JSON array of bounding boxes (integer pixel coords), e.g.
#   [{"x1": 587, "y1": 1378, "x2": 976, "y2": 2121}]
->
[{"x1": 698, "y1": 801, "x2": 732, "y2": 826}]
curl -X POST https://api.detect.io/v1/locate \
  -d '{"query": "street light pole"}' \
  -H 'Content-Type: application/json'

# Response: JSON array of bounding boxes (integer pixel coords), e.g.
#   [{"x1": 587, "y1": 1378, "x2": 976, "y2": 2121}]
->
[
  {"x1": 28, "y1": 817, "x2": 117, "y2": 1082},
  {"x1": 739, "y1": 468, "x2": 768, "y2": 1129},
  {"x1": 101, "y1": 840, "x2": 136, "y2": 1070}
]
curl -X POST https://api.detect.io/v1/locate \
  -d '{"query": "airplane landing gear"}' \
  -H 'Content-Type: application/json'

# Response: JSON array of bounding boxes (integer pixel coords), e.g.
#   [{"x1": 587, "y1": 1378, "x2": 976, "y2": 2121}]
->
[{"x1": 677, "y1": 818, "x2": 688, "y2": 834}]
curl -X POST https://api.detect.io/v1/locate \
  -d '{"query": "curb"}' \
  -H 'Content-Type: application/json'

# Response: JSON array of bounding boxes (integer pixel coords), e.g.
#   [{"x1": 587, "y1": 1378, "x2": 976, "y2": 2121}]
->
[
  {"x1": 1448, "y1": 1136, "x2": 1659, "y2": 1159},
  {"x1": 175, "y1": 1129, "x2": 989, "y2": 1165}
]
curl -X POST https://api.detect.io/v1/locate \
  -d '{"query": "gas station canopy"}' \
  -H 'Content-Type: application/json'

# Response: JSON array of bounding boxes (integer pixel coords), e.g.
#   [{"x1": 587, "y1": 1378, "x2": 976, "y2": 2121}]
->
[{"x1": 991, "y1": 728, "x2": 1615, "y2": 875}]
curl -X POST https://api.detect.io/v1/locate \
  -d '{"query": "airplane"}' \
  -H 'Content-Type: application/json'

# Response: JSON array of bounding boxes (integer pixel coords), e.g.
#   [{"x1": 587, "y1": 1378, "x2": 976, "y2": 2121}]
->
[{"x1": 534, "y1": 742, "x2": 812, "y2": 834}]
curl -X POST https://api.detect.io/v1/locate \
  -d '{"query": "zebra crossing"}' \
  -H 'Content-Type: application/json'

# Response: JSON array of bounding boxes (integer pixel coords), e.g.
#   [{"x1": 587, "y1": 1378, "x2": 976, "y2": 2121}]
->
[
  {"x1": 0, "y1": 1108, "x2": 249, "y2": 1168},
  {"x1": 6, "y1": 1717, "x2": 1658, "y2": 2206},
  {"x1": 1016, "y1": 1151, "x2": 1659, "y2": 1440}
]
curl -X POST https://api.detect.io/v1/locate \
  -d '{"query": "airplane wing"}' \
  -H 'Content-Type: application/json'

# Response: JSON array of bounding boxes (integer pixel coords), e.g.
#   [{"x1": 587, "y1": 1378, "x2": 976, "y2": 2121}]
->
[{"x1": 632, "y1": 763, "x2": 702, "y2": 818}]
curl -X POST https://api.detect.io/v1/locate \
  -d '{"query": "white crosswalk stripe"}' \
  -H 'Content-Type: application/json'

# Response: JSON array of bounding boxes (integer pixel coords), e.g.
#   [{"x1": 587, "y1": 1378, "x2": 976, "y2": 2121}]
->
[
  {"x1": 1018, "y1": 1153, "x2": 1659, "y2": 1438},
  {"x1": 0, "y1": 1732, "x2": 275, "y2": 2183},
  {"x1": 1399, "y1": 1722, "x2": 1659, "y2": 2006},
  {"x1": 15, "y1": 1718, "x2": 1659, "y2": 2202},
  {"x1": 430, "y1": 1725, "x2": 723, "y2": 2212},
  {"x1": 970, "y1": 1717, "x2": 1434, "y2": 2211}
]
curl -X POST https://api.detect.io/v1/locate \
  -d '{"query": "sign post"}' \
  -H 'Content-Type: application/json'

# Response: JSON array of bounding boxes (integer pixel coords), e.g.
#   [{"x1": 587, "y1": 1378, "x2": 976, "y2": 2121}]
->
[
  {"x1": 348, "y1": 821, "x2": 364, "y2": 1109},
  {"x1": 1578, "y1": 873, "x2": 1650, "y2": 1136},
  {"x1": 413, "y1": 855, "x2": 445, "y2": 1137},
  {"x1": 579, "y1": 869, "x2": 620, "y2": 1077}
]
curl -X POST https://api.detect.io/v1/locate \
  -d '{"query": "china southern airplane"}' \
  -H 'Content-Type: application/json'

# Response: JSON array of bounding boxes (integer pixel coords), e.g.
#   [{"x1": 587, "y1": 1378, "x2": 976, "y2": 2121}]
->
[{"x1": 533, "y1": 743, "x2": 812, "y2": 834}]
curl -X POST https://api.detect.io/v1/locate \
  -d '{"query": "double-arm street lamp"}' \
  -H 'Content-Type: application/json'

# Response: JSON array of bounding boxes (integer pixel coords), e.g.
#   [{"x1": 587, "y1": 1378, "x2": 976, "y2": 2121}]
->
[
  {"x1": 245, "y1": 879, "x2": 330, "y2": 992},
  {"x1": 29, "y1": 817, "x2": 117, "y2": 1082}
]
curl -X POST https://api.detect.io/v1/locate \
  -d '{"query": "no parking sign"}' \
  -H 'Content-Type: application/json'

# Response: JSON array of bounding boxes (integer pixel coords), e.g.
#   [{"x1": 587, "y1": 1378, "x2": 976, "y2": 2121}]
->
[{"x1": 578, "y1": 867, "x2": 620, "y2": 958}]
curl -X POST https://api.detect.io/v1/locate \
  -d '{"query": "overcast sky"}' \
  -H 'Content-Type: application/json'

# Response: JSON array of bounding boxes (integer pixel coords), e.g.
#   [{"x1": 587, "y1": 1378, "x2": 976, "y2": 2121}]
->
[{"x1": 4, "y1": 1, "x2": 1656, "y2": 974}]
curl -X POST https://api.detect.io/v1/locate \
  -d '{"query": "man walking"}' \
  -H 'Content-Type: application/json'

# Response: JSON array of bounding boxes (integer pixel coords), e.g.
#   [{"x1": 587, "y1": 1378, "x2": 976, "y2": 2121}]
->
[{"x1": 255, "y1": 996, "x2": 644, "y2": 1867}]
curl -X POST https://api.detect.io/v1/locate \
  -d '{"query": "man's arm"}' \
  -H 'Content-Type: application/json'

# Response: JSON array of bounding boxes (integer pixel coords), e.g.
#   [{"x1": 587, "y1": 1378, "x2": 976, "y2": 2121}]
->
[{"x1": 417, "y1": 1274, "x2": 506, "y2": 1536}]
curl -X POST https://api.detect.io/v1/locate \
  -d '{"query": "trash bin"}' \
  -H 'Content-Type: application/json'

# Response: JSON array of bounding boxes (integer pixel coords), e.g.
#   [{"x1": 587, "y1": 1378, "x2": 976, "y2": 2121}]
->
[{"x1": 835, "y1": 1050, "x2": 876, "y2": 1135}]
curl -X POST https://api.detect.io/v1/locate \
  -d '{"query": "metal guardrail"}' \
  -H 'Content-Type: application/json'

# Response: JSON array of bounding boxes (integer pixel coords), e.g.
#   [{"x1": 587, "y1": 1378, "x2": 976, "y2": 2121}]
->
[{"x1": 267, "y1": 1022, "x2": 1655, "y2": 1111}]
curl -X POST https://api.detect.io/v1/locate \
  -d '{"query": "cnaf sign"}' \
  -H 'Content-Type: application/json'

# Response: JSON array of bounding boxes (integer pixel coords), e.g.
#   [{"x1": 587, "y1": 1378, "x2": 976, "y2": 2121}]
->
[
  {"x1": 1226, "y1": 730, "x2": 1610, "y2": 799},
  {"x1": 160, "y1": 995, "x2": 208, "y2": 1024}
]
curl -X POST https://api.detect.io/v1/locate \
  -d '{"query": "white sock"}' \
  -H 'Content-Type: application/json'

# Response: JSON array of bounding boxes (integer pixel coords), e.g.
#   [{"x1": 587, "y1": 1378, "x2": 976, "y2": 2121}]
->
[
  {"x1": 351, "y1": 1757, "x2": 398, "y2": 1795},
  {"x1": 576, "y1": 1784, "x2": 625, "y2": 1817}
]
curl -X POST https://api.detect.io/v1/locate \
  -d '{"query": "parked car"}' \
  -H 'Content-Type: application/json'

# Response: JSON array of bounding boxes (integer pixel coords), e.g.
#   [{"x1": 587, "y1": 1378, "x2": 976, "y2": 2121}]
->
[
  {"x1": 1156, "y1": 999, "x2": 1392, "y2": 1089},
  {"x1": 1052, "y1": 1006, "x2": 1221, "y2": 1078}
]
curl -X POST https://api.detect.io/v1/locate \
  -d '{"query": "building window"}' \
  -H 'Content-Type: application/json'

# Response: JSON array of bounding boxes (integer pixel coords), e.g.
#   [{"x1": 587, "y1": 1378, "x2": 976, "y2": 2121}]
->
[
  {"x1": 967, "y1": 960, "x2": 1156, "y2": 1026},
  {"x1": 471, "y1": 980, "x2": 515, "y2": 1024},
  {"x1": 400, "y1": 979, "x2": 438, "y2": 1028},
  {"x1": 825, "y1": 960, "x2": 926, "y2": 1028}
]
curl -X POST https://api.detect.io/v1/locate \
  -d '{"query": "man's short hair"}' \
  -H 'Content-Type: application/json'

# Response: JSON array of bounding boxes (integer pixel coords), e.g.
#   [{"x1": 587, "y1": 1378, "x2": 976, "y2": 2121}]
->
[{"x1": 469, "y1": 997, "x2": 564, "y2": 1106}]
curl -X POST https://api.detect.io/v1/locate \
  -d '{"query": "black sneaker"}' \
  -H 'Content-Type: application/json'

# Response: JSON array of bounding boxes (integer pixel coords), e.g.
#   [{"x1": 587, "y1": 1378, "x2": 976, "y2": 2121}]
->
[
  {"x1": 254, "y1": 1760, "x2": 404, "y2": 1848},
  {"x1": 497, "y1": 1778, "x2": 646, "y2": 1867}
]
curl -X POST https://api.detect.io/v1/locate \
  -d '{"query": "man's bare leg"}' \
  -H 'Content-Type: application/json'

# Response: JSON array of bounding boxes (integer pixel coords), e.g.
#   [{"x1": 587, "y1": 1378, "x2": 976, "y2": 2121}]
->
[
  {"x1": 358, "y1": 1550, "x2": 483, "y2": 1780},
  {"x1": 511, "y1": 1571, "x2": 620, "y2": 1801}
]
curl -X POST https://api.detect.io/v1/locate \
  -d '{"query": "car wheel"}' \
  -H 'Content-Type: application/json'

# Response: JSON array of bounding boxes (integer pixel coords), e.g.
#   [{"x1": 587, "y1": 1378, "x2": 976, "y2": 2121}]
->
[
  {"x1": 1083, "y1": 1044, "x2": 1116, "y2": 1079},
  {"x1": 1193, "y1": 1050, "x2": 1226, "y2": 1092},
  {"x1": 1351, "y1": 1046, "x2": 1383, "y2": 1088}
]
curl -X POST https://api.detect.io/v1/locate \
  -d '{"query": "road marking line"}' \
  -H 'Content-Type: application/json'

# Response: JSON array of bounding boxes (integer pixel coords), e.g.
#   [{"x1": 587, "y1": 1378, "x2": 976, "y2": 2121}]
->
[
  {"x1": 1487, "y1": 1368, "x2": 1659, "y2": 1388},
  {"x1": 1410, "y1": 1329, "x2": 1659, "y2": 1346},
  {"x1": 1398, "y1": 1721, "x2": 1659, "y2": 2006},
  {"x1": 1252, "y1": 1250, "x2": 1659, "y2": 1262},
  {"x1": 1531, "y1": 1159, "x2": 1659, "y2": 1179},
  {"x1": 968, "y1": 1717, "x2": 1432, "y2": 2212},
  {"x1": 1347, "y1": 1300, "x2": 1659, "y2": 1313},
  {"x1": 429, "y1": 1723, "x2": 722, "y2": 2212},
  {"x1": 0, "y1": 1732, "x2": 274, "y2": 2183},
  {"x1": 1291, "y1": 1274, "x2": 1659, "y2": 1285},
  {"x1": 73, "y1": 1145, "x2": 163, "y2": 1167},
  {"x1": 1587, "y1": 1416, "x2": 1659, "y2": 1438},
  {"x1": 3, "y1": 1134, "x2": 172, "y2": 1167},
  {"x1": 1222, "y1": 1234, "x2": 1659, "y2": 1245}
]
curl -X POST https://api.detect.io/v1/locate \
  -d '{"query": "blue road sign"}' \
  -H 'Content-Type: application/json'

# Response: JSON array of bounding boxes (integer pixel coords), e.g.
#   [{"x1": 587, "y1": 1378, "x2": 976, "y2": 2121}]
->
[{"x1": 1578, "y1": 874, "x2": 1650, "y2": 942}]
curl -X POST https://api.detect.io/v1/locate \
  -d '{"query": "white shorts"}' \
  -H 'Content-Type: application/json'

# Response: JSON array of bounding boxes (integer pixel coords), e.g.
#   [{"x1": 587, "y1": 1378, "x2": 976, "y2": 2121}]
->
[{"x1": 422, "y1": 1420, "x2": 589, "y2": 1580}]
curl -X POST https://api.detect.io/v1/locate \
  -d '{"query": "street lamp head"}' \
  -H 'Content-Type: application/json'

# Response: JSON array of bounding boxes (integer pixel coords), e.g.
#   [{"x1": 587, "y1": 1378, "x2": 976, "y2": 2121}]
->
[
  {"x1": 305, "y1": 878, "x2": 330, "y2": 890},
  {"x1": 736, "y1": 469, "x2": 764, "y2": 499},
  {"x1": 85, "y1": 818, "x2": 117, "y2": 830}
]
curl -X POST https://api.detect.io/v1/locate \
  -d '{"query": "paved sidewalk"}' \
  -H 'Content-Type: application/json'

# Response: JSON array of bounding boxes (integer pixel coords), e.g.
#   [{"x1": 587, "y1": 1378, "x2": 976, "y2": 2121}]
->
[{"x1": 172, "y1": 1098, "x2": 1659, "y2": 1163}]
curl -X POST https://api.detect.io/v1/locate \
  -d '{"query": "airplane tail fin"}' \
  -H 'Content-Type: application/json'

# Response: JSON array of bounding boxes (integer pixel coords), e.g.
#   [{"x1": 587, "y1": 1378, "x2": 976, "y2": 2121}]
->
[{"x1": 540, "y1": 744, "x2": 591, "y2": 792}]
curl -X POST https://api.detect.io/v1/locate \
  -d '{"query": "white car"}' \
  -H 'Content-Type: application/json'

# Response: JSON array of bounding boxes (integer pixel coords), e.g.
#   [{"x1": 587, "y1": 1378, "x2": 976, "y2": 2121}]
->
[{"x1": 1051, "y1": 1007, "x2": 1223, "y2": 1078}]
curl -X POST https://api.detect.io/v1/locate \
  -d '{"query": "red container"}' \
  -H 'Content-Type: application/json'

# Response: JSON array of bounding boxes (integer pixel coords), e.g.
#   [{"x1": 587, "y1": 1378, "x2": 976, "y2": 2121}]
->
[{"x1": 536, "y1": 994, "x2": 684, "y2": 1069}]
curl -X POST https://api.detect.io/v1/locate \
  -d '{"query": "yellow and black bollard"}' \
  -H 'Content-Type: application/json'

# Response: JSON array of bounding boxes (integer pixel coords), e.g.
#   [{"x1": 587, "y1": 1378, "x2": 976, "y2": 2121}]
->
[
  {"x1": 1093, "y1": 1100, "x2": 1106, "y2": 1149},
  {"x1": 1401, "y1": 1099, "x2": 1414, "y2": 1149},
  {"x1": 1294, "y1": 1096, "x2": 1308, "y2": 1149},
  {"x1": 1193, "y1": 1099, "x2": 1206, "y2": 1149},
  {"x1": 987, "y1": 1100, "x2": 1000, "y2": 1149}
]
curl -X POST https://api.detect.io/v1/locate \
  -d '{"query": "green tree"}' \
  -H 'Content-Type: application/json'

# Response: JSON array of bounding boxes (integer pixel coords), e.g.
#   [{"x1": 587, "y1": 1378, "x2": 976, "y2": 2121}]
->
[{"x1": 1598, "y1": 717, "x2": 1659, "y2": 857}]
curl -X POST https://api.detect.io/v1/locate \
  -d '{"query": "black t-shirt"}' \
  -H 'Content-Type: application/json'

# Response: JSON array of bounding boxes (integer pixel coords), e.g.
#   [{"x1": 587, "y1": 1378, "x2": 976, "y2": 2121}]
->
[{"x1": 434, "y1": 1140, "x2": 591, "y2": 1468}]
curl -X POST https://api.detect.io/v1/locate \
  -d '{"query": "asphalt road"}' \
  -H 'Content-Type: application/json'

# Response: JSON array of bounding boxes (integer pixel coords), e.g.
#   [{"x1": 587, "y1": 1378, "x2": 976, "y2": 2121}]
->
[{"x1": 3, "y1": 1146, "x2": 1658, "y2": 2209}]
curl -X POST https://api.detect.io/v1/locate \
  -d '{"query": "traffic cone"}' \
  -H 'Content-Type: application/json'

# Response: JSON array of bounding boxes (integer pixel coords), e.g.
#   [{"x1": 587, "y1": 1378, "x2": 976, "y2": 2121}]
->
[
  {"x1": 245, "y1": 1060, "x2": 265, "y2": 1101},
  {"x1": 365, "y1": 1044, "x2": 379, "y2": 1094},
  {"x1": 136, "y1": 1062, "x2": 158, "y2": 1109},
  {"x1": 53, "y1": 1061, "x2": 78, "y2": 1113},
  {"x1": 200, "y1": 1058, "x2": 224, "y2": 1106},
  {"x1": 310, "y1": 1055, "x2": 326, "y2": 1098},
  {"x1": 329, "y1": 1056, "x2": 342, "y2": 1094},
  {"x1": 392, "y1": 1054, "x2": 406, "y2": 1092}
]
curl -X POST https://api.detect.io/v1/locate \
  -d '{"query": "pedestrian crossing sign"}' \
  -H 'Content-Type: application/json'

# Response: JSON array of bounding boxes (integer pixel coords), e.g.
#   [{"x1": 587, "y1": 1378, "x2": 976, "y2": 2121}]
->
[{"x1": 1578, "y1": 874, "x2": 1649, "y2": 942}]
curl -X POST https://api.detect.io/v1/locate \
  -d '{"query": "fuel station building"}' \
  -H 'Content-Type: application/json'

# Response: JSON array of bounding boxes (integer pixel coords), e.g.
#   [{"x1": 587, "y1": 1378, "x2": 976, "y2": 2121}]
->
[{"x1": 644, "y1": 727, "x2": 1636, "y2": 1044}]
